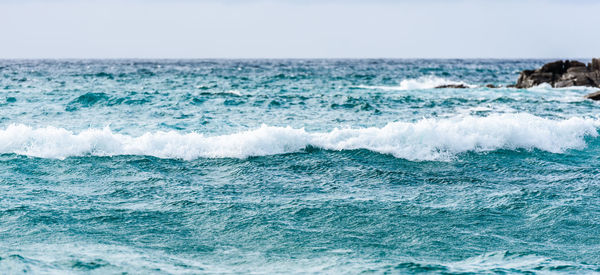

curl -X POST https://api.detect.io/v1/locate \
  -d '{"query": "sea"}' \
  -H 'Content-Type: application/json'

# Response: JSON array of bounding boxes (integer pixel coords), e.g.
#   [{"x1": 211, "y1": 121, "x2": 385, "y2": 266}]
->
[{"x1": 1, "y1": 59, "x2": 599, "y2": 274}]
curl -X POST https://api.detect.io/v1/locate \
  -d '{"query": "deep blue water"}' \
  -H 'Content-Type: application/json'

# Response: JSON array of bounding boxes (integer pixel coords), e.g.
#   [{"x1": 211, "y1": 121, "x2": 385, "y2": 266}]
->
[{"x1": 1, "y1": 59, "x2": 600, "y2": 274}]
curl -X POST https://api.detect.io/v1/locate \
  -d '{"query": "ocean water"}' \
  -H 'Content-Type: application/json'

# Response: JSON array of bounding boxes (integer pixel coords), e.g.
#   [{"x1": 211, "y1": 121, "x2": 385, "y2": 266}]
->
[{"x1": 1, "y1": 59, "x2": 599, "y2": 274}]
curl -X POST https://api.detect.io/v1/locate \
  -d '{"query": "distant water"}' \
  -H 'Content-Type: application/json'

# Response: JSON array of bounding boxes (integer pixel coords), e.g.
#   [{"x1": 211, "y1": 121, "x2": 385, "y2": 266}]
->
[{"x1": 1, "y1": 59, "x2": 599, "y2": 274}]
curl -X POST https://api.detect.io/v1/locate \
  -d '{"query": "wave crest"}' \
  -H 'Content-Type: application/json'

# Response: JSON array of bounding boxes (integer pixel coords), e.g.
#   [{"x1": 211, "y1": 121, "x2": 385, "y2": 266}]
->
[
  {"x1": 0, "y1": 113, "x2": 598, "y2": 161},
  {"x1": 356, "y1": 76, "x2": 473, "y2": 90}
]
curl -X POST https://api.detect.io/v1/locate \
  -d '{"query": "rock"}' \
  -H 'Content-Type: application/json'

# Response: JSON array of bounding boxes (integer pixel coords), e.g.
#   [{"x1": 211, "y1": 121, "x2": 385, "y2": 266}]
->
[
  {"x1": 485, "y1": 84, "x2": 498, "y2": 88},
  {"x1": 434, "y1": 84, "x2": 469, "y2": 89},
  {"x1": 589, "y1": 58, "x2": 600, "y2": 71},
  {"x1": 584, "y1": 91, "x2": 600, "y2": 101},
  {"x1": 566, "y1": 60, "x2": 586, "y2": 69},
  {"x1": 514, "y1": 58, "x2": 600, "y2": 88}
]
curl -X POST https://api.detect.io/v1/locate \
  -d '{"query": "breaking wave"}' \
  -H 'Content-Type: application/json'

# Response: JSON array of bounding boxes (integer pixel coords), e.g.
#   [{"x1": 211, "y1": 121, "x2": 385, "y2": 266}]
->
[
  {"x1": 0, "y1": 113, "x2": 598, "y2": 161},
  {"x1": 527, "y1": 83, "x2": 600, "y2": 92},
  {"x1": 356, "y1": 76, "x2": 474, "y2": 90}
]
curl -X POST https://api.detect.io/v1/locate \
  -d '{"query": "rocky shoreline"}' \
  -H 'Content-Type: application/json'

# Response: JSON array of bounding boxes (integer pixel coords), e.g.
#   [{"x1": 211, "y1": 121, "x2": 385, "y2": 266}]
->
[
  {"x1": 434, "y1": 58, "x2": 600, "y2": 100},
  {"x1": 514, "y1": 58, "x2": 600, "y2": 89},
  {"x1": 513, "y1": 58, "x2": 600, "y2": 100}
]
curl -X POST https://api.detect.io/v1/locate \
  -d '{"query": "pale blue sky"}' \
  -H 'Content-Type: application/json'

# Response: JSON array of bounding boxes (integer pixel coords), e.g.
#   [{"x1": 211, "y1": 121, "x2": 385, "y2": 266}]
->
[{"x1": 0, "y1": 0, "x2": 598, "y2": 58}]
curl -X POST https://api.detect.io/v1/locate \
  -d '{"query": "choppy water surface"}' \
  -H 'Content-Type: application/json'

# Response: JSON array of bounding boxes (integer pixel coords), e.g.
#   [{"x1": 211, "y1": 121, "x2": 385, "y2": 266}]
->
[{"x1": 1, "y1": 59, "x2": 600, "y2": 274}]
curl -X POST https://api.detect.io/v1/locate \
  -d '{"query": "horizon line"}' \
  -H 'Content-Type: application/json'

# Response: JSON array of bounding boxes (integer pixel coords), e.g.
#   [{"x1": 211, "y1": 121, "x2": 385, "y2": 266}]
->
[{"x1": 0, "y1": 57, "x2": 596, "y2": 61}]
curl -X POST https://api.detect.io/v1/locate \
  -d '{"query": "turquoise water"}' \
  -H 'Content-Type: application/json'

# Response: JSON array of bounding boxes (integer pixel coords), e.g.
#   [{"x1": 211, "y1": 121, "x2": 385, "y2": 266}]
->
[{"x1": 1, "y1": 59, "x2": 600, "y2": 274}]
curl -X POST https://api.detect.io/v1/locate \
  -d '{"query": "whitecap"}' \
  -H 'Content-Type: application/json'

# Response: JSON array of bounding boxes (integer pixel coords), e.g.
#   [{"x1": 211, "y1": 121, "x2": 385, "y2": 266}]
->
[
  {"x1": 355, "y1": 76, "x2": 474, "y2": 91},
  {"x1": 223, "y1": 90, "x2": 243, "y2": 96},
  {"x1": 0, "y1": 113, "x2": 598, "y2": 161}
]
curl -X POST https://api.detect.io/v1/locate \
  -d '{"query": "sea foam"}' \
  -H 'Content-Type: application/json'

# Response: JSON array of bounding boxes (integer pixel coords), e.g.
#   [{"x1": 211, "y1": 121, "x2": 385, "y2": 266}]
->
[
  {"x1": 1, "y1": 113, "x2": 598, "y2": 161},
  {"x1": 356, "y1": 76, "x2": 474, "y2": 90}
]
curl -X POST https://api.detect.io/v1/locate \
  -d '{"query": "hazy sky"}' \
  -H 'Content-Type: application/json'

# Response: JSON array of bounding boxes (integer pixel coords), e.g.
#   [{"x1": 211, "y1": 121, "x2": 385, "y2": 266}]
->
[{"x1": 0, "y1": 0, "x2": 598, "y2": 58}]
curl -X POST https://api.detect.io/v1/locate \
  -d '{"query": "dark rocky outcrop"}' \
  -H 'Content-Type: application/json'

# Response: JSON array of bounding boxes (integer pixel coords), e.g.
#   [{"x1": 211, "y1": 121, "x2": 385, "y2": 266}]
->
[
  {"x1": 434, "y1": 84, "x2": 501, "y2": 89},
  {"x1": 584, "y1": 91, "x2": 600, "y2": 101},
  {"x1": 434, "y1": 84, "x2": 469, "y2": 89},
  {"x1": 515, "y1": 58, "x2": 600, "y2": 88}
]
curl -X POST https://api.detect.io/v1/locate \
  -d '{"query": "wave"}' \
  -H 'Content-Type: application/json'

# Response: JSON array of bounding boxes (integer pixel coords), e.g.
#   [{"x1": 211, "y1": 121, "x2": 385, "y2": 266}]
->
[
  {"x1": 356, "y1": 76, "x2": 474, "y2": 90},
  {"x1": 526, "y1": 82, "x2": 600, "y2": 92},
  {"x1": 0, "y1": 113, "x2": 598, "y2": 161},
  {"x1": 393, "y1": 251, "x2": 599, "y2": 273},
  {"x1": 199, "y1": 90, "x2": 243, "y2": 96},
  {"x1": 65, "y1": 92, "x2": 151, "y2": 111},
  {"x1": 357, "y1": 77, "x2": 599, "y2": 93}
]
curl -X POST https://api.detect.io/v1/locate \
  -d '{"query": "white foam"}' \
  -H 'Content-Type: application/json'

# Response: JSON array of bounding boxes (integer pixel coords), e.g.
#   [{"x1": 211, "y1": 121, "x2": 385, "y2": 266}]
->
[
  {"x1": 446, "y1": 251, "x2": 547, "y2": 272},
  {"x1": 356, "y1": 76, "x2": 474, "y2": 91},
  {"x1": 223, "y1": 90, "x2": 243, "y2": 96},
  {"x1": 527, "y1": 83, "x2": 599, "y2": 92},
  {"x1": 516, "y1": 83, "x2": 598, "y2": 103},
  {"x1": 439, "y1": 251, "x2": 596, "y2": 273},
  {"x1": 0, "y1": 113, "x2": 598, "y2": 161}
]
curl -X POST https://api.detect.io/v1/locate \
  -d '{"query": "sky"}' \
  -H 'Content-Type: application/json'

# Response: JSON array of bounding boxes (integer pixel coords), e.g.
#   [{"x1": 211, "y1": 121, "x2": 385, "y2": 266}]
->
[{"x1": 0, "y1": 0, "x2": 598, "y2": 59}]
